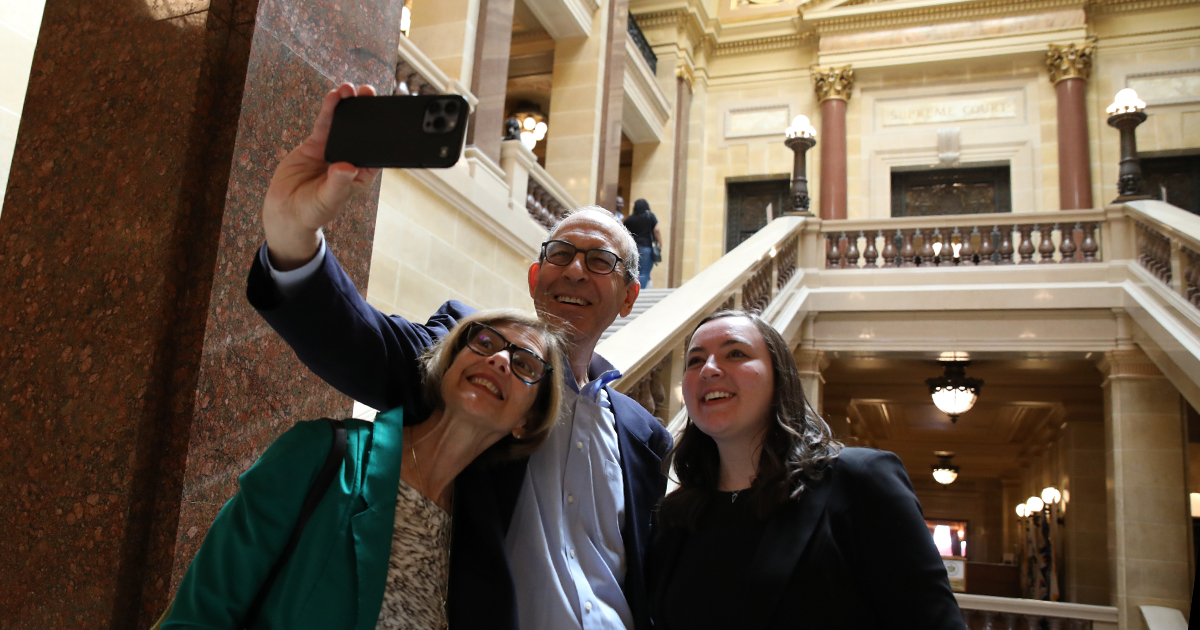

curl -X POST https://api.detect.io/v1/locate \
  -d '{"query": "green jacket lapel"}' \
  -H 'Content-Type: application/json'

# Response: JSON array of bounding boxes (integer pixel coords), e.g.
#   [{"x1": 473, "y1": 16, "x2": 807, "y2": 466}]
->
[{"x1": 352, "y1": 406, "x2": 406, "y2": 630}]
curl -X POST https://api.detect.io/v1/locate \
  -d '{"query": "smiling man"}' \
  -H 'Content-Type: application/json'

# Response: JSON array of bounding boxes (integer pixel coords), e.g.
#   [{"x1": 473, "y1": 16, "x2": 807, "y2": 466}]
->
[{"x1": 246, "y1": 85, "x2": 671, "y2": 630}]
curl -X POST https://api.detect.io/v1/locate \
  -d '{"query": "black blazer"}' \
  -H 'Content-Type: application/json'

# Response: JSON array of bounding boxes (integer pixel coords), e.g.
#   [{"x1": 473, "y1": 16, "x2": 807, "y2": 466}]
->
[
  {"x1": 246, "y1": 248, "x2": 672, "y2": 630},
  {"x1": 648, "y1": 448, "x2": 965, "y2": 630}
]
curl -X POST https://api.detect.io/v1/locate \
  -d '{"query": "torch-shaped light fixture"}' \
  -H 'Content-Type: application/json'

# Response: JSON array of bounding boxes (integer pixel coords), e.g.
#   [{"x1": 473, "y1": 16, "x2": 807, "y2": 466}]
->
[
  {"x1": 784, "y1": 115, "x2": 818, "y2": 216},
  {"x1": 1106, "y1": 89, "x2": 1150, "y2": 203}
]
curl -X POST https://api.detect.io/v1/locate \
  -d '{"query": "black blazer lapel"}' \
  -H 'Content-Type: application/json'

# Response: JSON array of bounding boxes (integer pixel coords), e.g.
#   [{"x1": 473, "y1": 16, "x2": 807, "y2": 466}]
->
[
  {"x1": 609, "y1": 388, "x2": 667, "y2": 630},
  {"x1": 744, "y1": 471, "x2": 836, "y2": 628}
]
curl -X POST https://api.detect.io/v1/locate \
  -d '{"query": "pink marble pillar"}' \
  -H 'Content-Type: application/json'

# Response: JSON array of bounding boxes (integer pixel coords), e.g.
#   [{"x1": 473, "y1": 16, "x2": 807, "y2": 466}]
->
[
  {"x1": 0, "y1": 1, "x2": 400, "y2": 627},
  {"x1": 1056, "y1": 78, "x2": 1093, "y2": 209},
  {"x1": 819, "y1": 98, "x2": 849, "y2": 220}
]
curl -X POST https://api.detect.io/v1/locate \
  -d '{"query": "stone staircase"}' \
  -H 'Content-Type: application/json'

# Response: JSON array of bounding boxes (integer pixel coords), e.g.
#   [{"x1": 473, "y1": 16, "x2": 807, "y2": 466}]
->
[{"x1": 601, "y1": 288, "x2": 674, "y2": 341}]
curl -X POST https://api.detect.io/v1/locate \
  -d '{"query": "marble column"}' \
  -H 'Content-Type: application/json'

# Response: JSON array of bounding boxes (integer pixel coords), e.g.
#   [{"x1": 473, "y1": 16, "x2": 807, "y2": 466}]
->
[
  {"x1": 1047, "y1": 42, "x2": 1096, "y2": 210},
  {"x1": 669, "y1": 72, "x2": 693, "y2": 287},
  {"x1": 0, "y1": 1, "x2": 400, "y2": 628},
  {"x1": 1098, "y1": 349, "x2": 1192, "y2": 628},
  {"x1": 465, "y1": 0, "x2": 516, "y2": 163},
  {"x1": 813, "y1": 66, "x2": 854, "y2": 221},
  {"x1": 595, "y1": 0, "x2": 630, "y2": 213}
]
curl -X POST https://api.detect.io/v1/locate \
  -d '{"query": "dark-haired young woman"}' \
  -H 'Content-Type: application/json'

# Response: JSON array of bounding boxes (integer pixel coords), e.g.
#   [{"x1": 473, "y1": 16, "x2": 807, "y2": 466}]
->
[{"x1": 647, "y1": 311, "x2": 965, "y2": 630}]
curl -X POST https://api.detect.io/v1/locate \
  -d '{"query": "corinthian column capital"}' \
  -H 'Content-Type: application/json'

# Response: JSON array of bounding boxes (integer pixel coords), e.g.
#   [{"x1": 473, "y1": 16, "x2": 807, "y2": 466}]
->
[
  {"x1": 1045, "y1": 40, "x2": 1096, "y2": 85},
  {"x1": 812, "y1": 66, "x2": 855, "y2": 103}
]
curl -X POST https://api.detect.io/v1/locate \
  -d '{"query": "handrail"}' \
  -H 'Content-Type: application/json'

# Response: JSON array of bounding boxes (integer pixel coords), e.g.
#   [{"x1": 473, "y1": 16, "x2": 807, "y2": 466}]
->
[
  {"x1": 1120, "y1": 200, "x2": 1200, "y2": 309},
  {"x1": 395, "y1": 35, "x2": 478, "y2": 109},
  {"x1": 498, "y1": 139, "x2": 581, "y2": 231},
  {"x1": 955, "y1": 593, "x2": 1118, "y2": 622},
  {"x1": 821, "y1": 209, "x2": 1106, "y2": 233}
]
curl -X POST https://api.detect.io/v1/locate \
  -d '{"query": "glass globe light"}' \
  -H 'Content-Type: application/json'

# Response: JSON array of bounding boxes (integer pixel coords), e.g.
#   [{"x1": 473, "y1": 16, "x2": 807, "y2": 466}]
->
[
  {"x1": 1041, "y1": 486, "x2": 1061, "y2": 505},
  {"x1": 785, "y1": 115, "x2": 816, "y2": 139},
  {"x1": 1107, "y1": 88, "x2": 1146, "y2": 115},
  {"x1": 1016, "y1": 503, "x2": 1028, "y2": 518},
  {"x1": 523, "y1": 116, "x2": 537, "y2": 131},
  {"x1": 931, "y1": 451, "x2": 959, "y2": 485},
  {"x1": 1026, "y1": 496, "x2": 1045, "y2": 513},
  {"x1": 520, "y1": 131, "x2": 536, "y2": 150},
  {"x1": 927, "y1": 362, "x2": 983, "y2": 422}
]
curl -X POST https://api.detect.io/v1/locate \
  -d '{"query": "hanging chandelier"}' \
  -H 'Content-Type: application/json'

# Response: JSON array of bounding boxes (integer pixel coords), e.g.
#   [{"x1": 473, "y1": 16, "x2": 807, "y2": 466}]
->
[
  {"x1": 931, "y1": 451, "x2": 959, "y2": 485},
  {"x1": 926, "y1": 361, "x2": 983, "y2": 423}
]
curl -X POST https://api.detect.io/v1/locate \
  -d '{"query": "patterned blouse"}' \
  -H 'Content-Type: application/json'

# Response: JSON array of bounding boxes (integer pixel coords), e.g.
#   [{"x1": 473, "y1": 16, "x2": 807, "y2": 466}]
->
[{"x1": 375, "y1": 479, "x2": 452, "y2": 630}]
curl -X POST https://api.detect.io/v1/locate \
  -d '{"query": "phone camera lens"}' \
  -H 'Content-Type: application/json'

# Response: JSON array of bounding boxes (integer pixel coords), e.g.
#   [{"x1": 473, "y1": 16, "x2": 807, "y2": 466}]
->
[
  {"x1": 432, "y1": 116, "x2": 447, "y2": 131},
  {"x1": 429, "y1": 102, "x2": 443, "y2": 115},
  {"x1": 444, "y1": 100, "x2": 459, "y2": 115}
]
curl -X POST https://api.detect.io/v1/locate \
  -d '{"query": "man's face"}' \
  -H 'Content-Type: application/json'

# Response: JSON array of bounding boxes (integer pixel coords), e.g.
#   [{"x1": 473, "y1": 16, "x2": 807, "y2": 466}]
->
[{"x1": 528, "y1": 214, "x2": 640, "y2": 348}]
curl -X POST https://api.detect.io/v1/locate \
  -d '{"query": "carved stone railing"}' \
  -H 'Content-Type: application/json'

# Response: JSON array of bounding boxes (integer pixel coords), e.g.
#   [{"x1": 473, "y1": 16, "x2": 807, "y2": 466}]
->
[
  {"x1": 955, "y1": 594, "x2": 1117, "y2": 630},
  {"x1": 627, "y1": 14, "x2": 657, "y2": 75},
  {"x1": 599, "y1": 218, "x2": 808, "y2": 423},
  {"x1": 821, "y1": 210, "x2": 1106, "y2": 269},
  {"x1": 1123, "y1": 200, "x2": 1200, "y2": 312},
  {"x1": 395, "y1": 33, "x2": 477, "y2": 105},
  {"x1": 499, "y1": 139, "x2": 580, "y2": 231}
]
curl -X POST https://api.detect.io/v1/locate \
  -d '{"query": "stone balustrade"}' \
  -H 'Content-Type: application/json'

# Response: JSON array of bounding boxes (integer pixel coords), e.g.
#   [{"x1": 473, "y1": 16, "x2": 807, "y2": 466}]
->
[
  {"x1": 395, "y1": 33, "x2": 478, "y2": 107},
  {"x1": 955, "y1": 594, "x2": 1117, "y2": 630},
  {"x1": 820, "y1": 210, "x2": 1106, "y2": 269},
  {"x1": 498, "y1": 139, "x2": 580, "y2": 232},
  {"x1": 1129, "y1": 203, "x2": 1200, "y2": 311}
]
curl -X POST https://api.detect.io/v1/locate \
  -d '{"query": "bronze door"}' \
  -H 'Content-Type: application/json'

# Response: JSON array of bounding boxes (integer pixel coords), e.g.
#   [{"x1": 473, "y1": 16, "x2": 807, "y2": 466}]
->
[
  {"x1": 891, "y1": 166, "x2": 1012, "y2": 217},
  {"x1": 726, "y1": 179, "x2": 789, "y2": 253}
]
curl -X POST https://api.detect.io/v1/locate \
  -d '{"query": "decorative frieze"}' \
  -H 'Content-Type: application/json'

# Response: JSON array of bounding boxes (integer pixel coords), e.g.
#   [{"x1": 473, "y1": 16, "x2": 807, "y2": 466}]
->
[
  {"x1": 1045, "y1": 41, "x2": 1095, "y2": 85},
  {"x1": 812, "y1": 66, "x2": 855, "y2": 103}
]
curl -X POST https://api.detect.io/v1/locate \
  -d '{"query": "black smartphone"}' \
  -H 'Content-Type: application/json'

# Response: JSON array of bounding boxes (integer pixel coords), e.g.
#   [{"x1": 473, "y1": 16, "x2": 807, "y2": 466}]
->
[{"x1": 324, "y1": 94, "x2": 469, "y2": 168}]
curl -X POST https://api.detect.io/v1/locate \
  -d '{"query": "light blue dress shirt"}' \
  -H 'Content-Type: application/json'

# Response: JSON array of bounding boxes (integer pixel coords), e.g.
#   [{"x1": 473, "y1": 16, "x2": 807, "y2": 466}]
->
[{"x1": 506, "y1": 368, "x2": 632, "y2": 630}]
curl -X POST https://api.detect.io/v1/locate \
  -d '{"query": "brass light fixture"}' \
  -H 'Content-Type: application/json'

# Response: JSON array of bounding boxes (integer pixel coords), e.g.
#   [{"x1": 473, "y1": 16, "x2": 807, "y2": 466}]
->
[
  {"x1": 926, "y1": 361, "x2": 983, "y2": 423},
  {"x1": 931, "y1": 451, "x2": 959, "y2": 485}
]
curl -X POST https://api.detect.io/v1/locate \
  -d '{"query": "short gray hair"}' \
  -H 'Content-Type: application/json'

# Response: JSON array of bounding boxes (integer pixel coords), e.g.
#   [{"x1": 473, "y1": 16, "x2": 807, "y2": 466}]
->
[{"x1": 542, "y1": 206, "x2": 641, "y2": 285}]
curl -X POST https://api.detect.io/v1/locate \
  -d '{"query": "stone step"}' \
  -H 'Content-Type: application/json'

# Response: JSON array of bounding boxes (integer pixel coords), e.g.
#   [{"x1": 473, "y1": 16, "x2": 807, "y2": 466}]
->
[{"x1": 600, "y1": 288, "x2": 675, "y2": 341}]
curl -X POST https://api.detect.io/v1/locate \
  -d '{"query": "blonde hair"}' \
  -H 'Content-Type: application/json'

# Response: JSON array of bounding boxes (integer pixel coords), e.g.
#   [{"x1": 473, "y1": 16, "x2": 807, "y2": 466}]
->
[{"x1": 419, "y1": 309, "x2": 565, "y2": 460}]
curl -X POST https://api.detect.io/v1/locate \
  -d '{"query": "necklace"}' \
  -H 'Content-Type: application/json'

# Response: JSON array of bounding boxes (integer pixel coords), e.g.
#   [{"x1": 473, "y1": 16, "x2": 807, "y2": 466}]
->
[
  {"x1": 409, "y1": 436, "x2": 428, "y2": 499},
  {"x1": 730, "y1": 490, "x2": 739, "y2": 503}
]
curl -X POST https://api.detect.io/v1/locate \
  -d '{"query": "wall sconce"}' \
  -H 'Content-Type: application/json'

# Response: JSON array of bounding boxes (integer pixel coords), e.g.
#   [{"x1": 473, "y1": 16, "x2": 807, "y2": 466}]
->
[
  {"x1": 931, "y1": 451, "x2": 959, "y2": 485},
  {"x1": 1106, "y1": 88, "x2": 1150, "y2": 203},
  {"x1": 926, "y1": 361, "x2": 983, "y2": 423},
  {"x1": 784, "y1": 115, "x2": 817, "y2": 216},
  {"x1": 1041, "y1": 486, "x2": 1061, "y2": 506}
]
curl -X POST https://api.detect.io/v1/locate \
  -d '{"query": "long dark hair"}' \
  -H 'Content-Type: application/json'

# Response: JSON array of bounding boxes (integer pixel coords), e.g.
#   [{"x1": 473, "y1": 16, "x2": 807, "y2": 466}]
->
[{"x1": 658, "y1": 310, "x2": 842, "y2": 530}]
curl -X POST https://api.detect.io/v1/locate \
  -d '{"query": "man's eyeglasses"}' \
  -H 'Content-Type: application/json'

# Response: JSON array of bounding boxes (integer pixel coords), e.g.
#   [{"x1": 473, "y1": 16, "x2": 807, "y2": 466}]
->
[
  {"x1": 540, "y1": 240, "x2": 624, "y2": 276},
  {"x1": 461, "y1": 323, "x2": 553, "y2": 385}
]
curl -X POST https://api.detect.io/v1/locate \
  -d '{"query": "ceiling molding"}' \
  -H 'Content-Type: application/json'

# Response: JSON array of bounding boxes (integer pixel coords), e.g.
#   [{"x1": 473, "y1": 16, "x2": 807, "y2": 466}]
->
[
  {"x1": 713, "y1": 31, "x2": 816, "y2": 56},
  {"x1": 1088, "y1": 0, "x2": 1200, "y2": 14},
  {"x1": 805, "y1": 0, "x2": 1085, "y2": 34}
]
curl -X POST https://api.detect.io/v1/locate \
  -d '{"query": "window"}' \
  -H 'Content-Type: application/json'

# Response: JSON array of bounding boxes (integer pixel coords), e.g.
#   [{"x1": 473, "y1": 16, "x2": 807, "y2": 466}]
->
[{"x1": 891, "y1": 166, "x2": 1012, "y2": 217}]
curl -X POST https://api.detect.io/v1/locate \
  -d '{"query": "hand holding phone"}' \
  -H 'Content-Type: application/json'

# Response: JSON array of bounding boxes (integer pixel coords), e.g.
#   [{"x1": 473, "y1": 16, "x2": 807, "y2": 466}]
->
[{"x1": 324, "y1": 94, "x2": 470, "y2": 168}]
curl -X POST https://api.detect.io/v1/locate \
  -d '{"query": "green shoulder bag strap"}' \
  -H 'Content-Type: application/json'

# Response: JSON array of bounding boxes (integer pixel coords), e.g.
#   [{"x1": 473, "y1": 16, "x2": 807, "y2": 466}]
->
[{"x1": 150, "y1": 418, "x2": 348, "y2": 630}]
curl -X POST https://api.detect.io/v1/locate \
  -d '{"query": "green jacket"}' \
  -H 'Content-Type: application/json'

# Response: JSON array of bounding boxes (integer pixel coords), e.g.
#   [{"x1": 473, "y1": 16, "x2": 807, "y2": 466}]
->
[{"x1": 162, "y1": 407, "x2": 406, "y2": 630}]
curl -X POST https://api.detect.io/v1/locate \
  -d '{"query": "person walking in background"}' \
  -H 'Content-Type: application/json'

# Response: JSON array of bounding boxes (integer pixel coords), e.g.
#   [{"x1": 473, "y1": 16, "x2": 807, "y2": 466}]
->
[
  {"x1": 624, "y1": 199, "x2": 662, "y2": 288},
  {"x1": 648, "y1": 311, "x2": 965, "y2": 630}
]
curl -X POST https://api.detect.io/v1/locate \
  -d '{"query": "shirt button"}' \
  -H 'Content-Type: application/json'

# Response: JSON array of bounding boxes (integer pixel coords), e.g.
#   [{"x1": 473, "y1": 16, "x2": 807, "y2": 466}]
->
[
  {"x1": 576, "y1": 441, "x2": 583, "y2": 450},
  {"x1": 567, "y1": 494, "x2": 575, "y2": 504},
  {"x1": 585, "y1": 602, "x2": 593, "y2": 613},
  {"x1": 569, "y1": 549, "x2": 576, "y2": 559}
]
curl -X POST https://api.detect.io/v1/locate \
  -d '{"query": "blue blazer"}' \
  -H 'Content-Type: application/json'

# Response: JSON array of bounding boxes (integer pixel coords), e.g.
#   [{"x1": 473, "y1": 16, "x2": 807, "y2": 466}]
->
[{"x1": 247, "y1": 249, "x2": 672, "y2": 630}]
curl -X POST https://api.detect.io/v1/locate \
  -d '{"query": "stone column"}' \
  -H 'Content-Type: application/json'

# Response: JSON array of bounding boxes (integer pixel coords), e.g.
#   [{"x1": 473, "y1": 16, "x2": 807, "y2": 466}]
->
[
  {"x1": 465, "y1": 0, "x2": 517, "y2": 163},
  {"x1": 595, "y1": 0, "x2": 630, "y2": 213},
  {"x1": 1047, "y1": 42, "x2": 1096, "y2": 210},
  {"x1": 813, "y1": 66, "x2": 854, "y2": 221},
  {"x1": 545, "y1": 0, "x2": 628, "y2": 211},
  {"x1": 1059, "y1": 417, "x2": 1111, "y2": 605},
  {"x1": 793, "y1": 348, "x2": 830, "y2": 415},
  {"x1": 668, "y1": 71, "x2": 693, "y2": 287},
  {"x1": 0, "y1": 2, "x2": 399, "y2": 628},
  {"x1": 407, "y1": 0, "x2": 480, "y2": 85},
  {"x1": 1098, "y1": 349, "x2": 1192, "y2": 628}
]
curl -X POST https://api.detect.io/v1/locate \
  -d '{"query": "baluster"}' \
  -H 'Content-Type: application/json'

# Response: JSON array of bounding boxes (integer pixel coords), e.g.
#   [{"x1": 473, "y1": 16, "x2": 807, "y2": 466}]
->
[
  {"x1": 1022, "y1": 615, "x2": 1040, "y2": 630},
  {"x1": 882, "y1": 230, "x2": 899, "y2": 268},
  {"x1": 980, "y1": 226, "x2": 997, "y2": 265},
  {"x1": 915, "y1": 228, "x2": 934, "y2": 267},
  {"x1": 959, "y1": 227, "x2": 977, "y2": 266},
  {"x1": 1017, "y1": 224, "x2": 1036, "y2": 264},
  {"x1": 980, "y1": 611, "x2": 998, "y2": 630},
  {"x1": 844, "y1": 231, "x2": 861, "y2": 268},
  {"x1": 960, "y1": 609, "x2": 974, "y2": 629},
  {"x1": 1158, "y1": 233, "x2": 1173, "y2": 283},
  {"x1": 863, "y1": 231, "x2": 879, "y2": 268},
  {"x1": 1188, "y1": 250, "x2": 1200, "y2": 306},
  {"x1": 997, "y1": 225, "x2": 1015, "y2": 265},
  {"x1": 1038, "y1": 224, "x2": 1057, "y2": 263},
  {"x1": 1059, "y1": 222, "x2": 1078, "y2": 263},
  {"x1": 1047, "y1": 617, "x2": 1066, "y2": 630},
  {"x1": 1081, "y1": 222, "x2": 1099, "y2": 262},
  {"x1": 901, "y1": 230, "x2": 917, "y2": 267},
  {"x1": 1000, "y1": 613, "x2": 1019, "y2": 630},
  {"x1": 826, "y1": 233, "x2": 842, "y2": 269},
  {"x1": 931, "y1": 228, "x2": 945, "y2": 266},
  {"x1": 1067, "y1": 619, "x2": 1089, "y2": 630}
]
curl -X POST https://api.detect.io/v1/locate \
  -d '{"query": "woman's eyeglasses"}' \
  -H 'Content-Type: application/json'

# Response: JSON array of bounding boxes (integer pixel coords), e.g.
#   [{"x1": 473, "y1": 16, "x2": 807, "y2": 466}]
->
[
  {"x1": 540, "y1": 240, "x2": 624, "y2": 276},
  {"x1": 462, "y1": 323, "x2": 553, "y2": 385}
]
